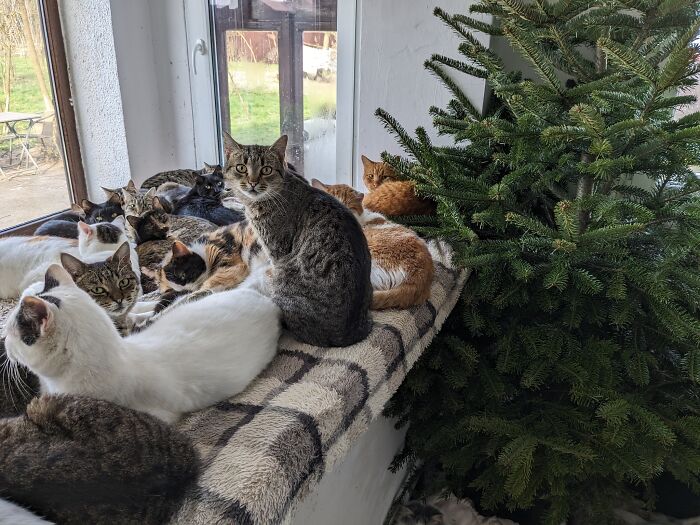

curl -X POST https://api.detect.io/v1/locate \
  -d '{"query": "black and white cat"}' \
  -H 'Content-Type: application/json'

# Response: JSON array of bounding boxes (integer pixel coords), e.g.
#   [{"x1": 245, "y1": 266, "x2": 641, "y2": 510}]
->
[
  {"x1": 0, "y1": 218, "x2": 130, "y2": 299},
  {"x1": 5, "y1": 265, "x2": 281, "y2": 423}
]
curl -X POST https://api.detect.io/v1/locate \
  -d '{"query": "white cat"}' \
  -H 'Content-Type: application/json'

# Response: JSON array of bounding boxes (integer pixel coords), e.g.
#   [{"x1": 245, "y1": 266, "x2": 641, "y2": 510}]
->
[
  {"x1": 5, "y1": 264, "x2": 281, "y2": 423},
  {"x1": 0, "y1": 218, "x2": 129, "y2": 299},
  {"x1": 0, "y1": 498, "x2": 53, "y2": 525}
]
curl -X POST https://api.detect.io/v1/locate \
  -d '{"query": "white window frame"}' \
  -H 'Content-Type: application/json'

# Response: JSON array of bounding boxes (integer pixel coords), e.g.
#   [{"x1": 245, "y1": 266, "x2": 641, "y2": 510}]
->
[{"x1": 184, "y1": 0, "x2": 357, "y2": 187}]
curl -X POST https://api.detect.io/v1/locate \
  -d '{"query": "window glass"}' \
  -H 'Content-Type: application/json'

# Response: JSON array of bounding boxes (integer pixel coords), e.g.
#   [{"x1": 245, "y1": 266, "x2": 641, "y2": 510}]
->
[
  {"x1": 210, "y1": 0, "x2": 338, "y2": 181},
  {"x1": 0, "y1": 0, "x2": 71, "y2": 230}
]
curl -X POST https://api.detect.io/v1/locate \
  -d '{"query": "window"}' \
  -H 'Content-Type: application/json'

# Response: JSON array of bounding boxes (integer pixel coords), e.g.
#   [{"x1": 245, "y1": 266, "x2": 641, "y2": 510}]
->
[
  {"x1": 210, "y1": 0, "x2": 340, "y2": 181},
  {"x1": 0, "y1": 0, "x2": 86, "y2": 234}
]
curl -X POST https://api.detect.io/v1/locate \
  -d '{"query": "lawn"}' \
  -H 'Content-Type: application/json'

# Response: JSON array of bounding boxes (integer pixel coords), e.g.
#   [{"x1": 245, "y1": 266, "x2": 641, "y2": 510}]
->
[
  {"x1": 227, "y1": 61, "x2": 336, "y2": 144},
  {"x1": 3, "y1": 55, "x2": 50, "y2": 114}
]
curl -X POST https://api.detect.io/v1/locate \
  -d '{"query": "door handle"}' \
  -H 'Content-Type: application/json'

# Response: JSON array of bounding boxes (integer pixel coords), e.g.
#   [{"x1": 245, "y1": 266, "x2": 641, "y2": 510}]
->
[{"x1": 191, "y1": 38, "x2": 208, "y2": 75}]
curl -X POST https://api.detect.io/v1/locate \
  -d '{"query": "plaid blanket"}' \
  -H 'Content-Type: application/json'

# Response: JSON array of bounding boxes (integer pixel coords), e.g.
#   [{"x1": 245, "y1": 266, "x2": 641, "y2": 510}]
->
[
  {"x1": 0, "y1": 242, "x2": 467, "y2": 525},
  {"x1": 172, "y1": 241, "x2": 468, "y2": 525}
]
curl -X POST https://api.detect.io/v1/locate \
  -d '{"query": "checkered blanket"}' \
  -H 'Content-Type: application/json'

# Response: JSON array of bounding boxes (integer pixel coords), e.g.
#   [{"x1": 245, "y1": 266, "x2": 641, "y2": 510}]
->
[
  {"x1": 0, "y1": 242, "x2": 468, "y2": 525},
  {"x1": 171, "y1": 241, "x2": 468, "y2": 525}
]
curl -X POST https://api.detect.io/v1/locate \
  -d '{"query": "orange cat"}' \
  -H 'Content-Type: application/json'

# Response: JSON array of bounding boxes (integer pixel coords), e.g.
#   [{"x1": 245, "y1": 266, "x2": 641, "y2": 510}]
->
[
  {"x1": 361, "y1": 155, "x2": 435, "y2": 216},
  {"x1": 312, "y1": 179, "x2": 434, "y2": 310}
]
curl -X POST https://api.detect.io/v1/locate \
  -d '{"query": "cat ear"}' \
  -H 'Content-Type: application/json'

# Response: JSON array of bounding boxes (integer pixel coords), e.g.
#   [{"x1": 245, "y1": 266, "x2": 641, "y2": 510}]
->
[
  {"x1": 102, "y1": 187, "x2": 121, "y2": 203},
  {"x1": 269, "y1": 135, "x2": 288, "y2": 160},
  {"x1": 19, "y1": 295, "x2": 52, "y2": 337},
  {"x1": 171, "y1": 240, "x2": 191, "y2": 258},
  {"x1": 71, "y1": 203, "x2": 86, "y2": 216},
  {"x1": 223, "y1": 132, "x2": 242, "y2": 157},
  {"x1": 77, "y1": 221, "x2": 93, "y2": 238},
  {"x1": 111, "y1": 215, "x2": 126, "y2": 229},
  {"x1": 126, "y1": 215, "x2": 140, "y2": 229},
  {"x1": 311, "y1": 178, "x2": 327, "y2": 191},
  {"x1": 126, "y1": 180, "x2": 137, "y2": 193},
  {"x1": 152, "y1": 196, "x2": 165, "y2": 210},
  {"x1": 203, "y1": 162, "x2": 215, "y2": 171},
  {"x1": 361, "y1": 155, "x2": 375, "y2": 170},
  {"x1": 60, "y1": 253, "x2": 87, "y2": 279},
  {"x1": 110, "y1": 242, "x2": 131, "y2": 265},
  {"x1": 80, "y1": 199, "x2": 95, "y2": 213}
]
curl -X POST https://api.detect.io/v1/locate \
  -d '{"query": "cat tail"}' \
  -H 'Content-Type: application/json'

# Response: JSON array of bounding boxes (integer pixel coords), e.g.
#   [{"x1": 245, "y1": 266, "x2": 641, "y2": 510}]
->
[{"x1": 371, "y1": 269, "x2": 433, "y2": 310}]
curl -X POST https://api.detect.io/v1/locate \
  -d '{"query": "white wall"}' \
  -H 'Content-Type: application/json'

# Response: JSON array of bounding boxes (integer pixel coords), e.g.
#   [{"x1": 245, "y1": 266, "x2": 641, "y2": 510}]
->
[
  {"x1": 353, "y1": 0, "x2": 490, "y2": 187},
  {"x1": 110, "y1": 0, "x2": 198, "y2": 187},
  {"x1": 59, "y1": 0, "x2": 131, "y2": 199}
]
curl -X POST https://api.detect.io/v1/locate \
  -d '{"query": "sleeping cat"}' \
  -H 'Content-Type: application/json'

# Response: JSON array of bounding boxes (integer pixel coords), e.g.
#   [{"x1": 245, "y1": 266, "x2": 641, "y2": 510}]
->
[
  {"x1": 223, "y1": 133, "x2": 372, "y2": 347},
  {"x1": 59, "y1": 242, "x2": 141, "y2": 333},
  {"x1": 0, "y1": 219, "x2": 129, "y2": 299},
  {"x1": 313, "y1": 180, "x2": 434, "y2": 310},
  {"x1": 140, "y1": 166, "x2": 210, "y2": 190},
  {"x1": 35, "y1": 192, "x2": 124, "y2": 238},
  {"x1": 172, "y1": 167, "x2": 244, "y2": 226},
  {"x1": 0, "y1": 394, "x2": 197, "y2": 525},
  {"x1": 5, "y1": 264, "x2": 281, "y2": 423},
  {"x1": 127, "y1": 208, "x2": 171, "y2": 244},
  {"x1": 148, "y1": 220, "x2": 266, "y2": 293},
  {"x1": 361, "y1": 155, "x2": 435, "y2": 216}
]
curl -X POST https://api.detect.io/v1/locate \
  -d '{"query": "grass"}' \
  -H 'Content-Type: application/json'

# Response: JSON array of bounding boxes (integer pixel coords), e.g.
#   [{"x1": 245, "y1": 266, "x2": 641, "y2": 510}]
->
[
  {"x1": 3, "y1": 55, "x2": 50, "y2": 115},
  {"x1": 227, "y1": 61, "x2": 336, "y2": 144}
]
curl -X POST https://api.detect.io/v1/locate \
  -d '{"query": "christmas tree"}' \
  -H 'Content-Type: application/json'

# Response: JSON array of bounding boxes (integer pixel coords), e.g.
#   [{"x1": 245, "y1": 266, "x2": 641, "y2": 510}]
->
[{"x1": 380, "y1": 1, "x2": 700, "y2": 523}]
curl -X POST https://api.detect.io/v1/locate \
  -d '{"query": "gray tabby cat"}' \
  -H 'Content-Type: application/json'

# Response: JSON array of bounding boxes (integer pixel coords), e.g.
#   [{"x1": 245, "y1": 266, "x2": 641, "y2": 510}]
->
[
  {"x1": 223, "y1": 133, "x2": 372, "y2": 347},
  {"x1": 0, "y1": 394, "x2": 197, "y2": 525},
  {"x1": 59, "y1": 242, "x2": 140, "y2": 334},
  {"x1": 139, "y1": 163, "x2": 219, "y2": 190}
]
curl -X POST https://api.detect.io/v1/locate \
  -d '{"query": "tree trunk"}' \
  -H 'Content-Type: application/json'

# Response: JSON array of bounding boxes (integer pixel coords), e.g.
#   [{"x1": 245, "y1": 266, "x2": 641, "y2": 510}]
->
[
  {"x1": 19, "y1": 0, "x2": 52, "y2": 112},
  {"x1": 3, "y1": 45, "x2": 11, "y2": 112}
]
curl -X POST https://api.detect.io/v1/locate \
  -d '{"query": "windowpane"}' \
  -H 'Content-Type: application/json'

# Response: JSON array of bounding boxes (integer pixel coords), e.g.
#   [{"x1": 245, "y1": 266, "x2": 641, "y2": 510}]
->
[
  {"x1": 0, "y1": 0, "x2": 71, "y2": 230},
  {"x1": 302, "y1": 31, "x2": 336, "y2": 184},
  {"x1": 210, "y1": 0, "x2": 338, "y2": 181},
  {"x1": 228, "y1": 30, "x2": 281, "y2": 144}
]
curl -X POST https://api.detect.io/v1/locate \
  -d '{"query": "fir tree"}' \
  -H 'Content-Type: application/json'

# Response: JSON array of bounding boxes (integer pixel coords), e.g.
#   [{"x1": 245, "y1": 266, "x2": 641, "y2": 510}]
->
[{"x1": 381, "y1": 1, "x2": 700, "y2": 523}]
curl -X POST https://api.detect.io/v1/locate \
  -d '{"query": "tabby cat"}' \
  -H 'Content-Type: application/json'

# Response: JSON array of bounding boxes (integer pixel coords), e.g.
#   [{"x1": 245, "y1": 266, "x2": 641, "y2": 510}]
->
[
  {"x1": 59, "y1": 242, "x2": 141, "y2": 332},
  {"x1": 224, "y1": 133, "x2": 372, "y2": 346},
  {"x1": 0, "y1": 394, "x2": 197, "y2": 525},
  {"x1": 313, "y1": 180, "x2": 434, "y2": 310},
  {"x1": 361, "y1": 155, "x2": 435, "y2": 216},
  {"x1": 140, "y1": 164, "x2": 214, "y2": 190},
  {"x1": 172, "y1": 167, "x2": 244, "y2": 226}
]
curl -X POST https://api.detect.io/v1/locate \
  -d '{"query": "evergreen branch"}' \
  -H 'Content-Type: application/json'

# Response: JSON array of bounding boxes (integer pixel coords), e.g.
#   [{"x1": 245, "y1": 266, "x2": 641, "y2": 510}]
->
[
  {"x1": 375, "y1": 108, "x2": 424, "y2": 162},
  {"x1": 430, "y1": 54, "x2": 488, "y2": 79},
  {"x1": 502, "y1": 25, "x2": 563, "y2": 94},
  {"x1": 425, "y1": 60, "x2": 482, "y2": 119},
  {"x1": 452, "y1": 14, "x2": 502, "y2": 35},
  {"x1": 598, "y1": 37, "x2": 657, "y2": 83}
]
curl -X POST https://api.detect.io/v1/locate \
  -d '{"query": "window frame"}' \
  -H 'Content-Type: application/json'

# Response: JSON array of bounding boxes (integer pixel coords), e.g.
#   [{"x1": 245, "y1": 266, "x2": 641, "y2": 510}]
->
[{"x1": 1, "y1": 0, "x2": 88, "y2": 236}]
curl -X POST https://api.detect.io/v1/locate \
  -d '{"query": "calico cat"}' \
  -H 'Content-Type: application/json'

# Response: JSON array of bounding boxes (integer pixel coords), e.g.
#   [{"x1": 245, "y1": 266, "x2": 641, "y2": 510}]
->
[
  {"x1": 313, "y1": 181, "x2": 434, "y2": 310},
  {"x1": 172, "y1": 167, "x2": 244, "y2": 226},
  {"x1": 140, "y1": 166, "x2": 209, "y2": 190},
  {"x1": 0, "y1": 219, "x2": 129, "y2": 299},
  {"x1": 0, "y1": 394, "x2": 197, "y2": 525},
  {"x1": 150, "y1": 220, "x2": 265, "y2": 293},
  {"x1": 361, "y1": 156, "x2": 436, "y2": 216},
  {"x1": 59, "y1": 242, "x2": 141, "y2": 332},
  {"x1": 5, "y1": 264, "x2": 281, "y2": 423},
  {"x1": 224, "y1": 133, "x2": 372, "y2": 347}
]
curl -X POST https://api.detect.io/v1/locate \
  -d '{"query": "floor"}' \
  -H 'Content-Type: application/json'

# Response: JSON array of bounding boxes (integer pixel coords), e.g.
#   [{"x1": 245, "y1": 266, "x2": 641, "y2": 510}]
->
[{"x1": 0, "y1": 159, "x2": 70, "y2": 231}]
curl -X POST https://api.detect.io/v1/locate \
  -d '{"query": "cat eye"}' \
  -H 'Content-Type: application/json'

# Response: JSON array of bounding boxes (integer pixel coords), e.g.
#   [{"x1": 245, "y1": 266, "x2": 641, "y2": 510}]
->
[
  {"x1": 206, "y1": 185, "x2": 211, "y2": 189},
  {"x1": 96, "y1": 216, "x2": 103, "y2": 222},
  {"x1": 119, "y1": 278, "x2": 131, "y2": 288},
  {"x1": 235, "y1": 164, "x2": 247, "y2": 174},
  {"x1": 112, "y1": 213, "x2": 117, "y2": 218},
  {"x1": 92, "y1": 286, "x2": 106, "y2": 295},
  {"x1": 261, "y1": 166, "x2": 273, "y2": 176}
]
